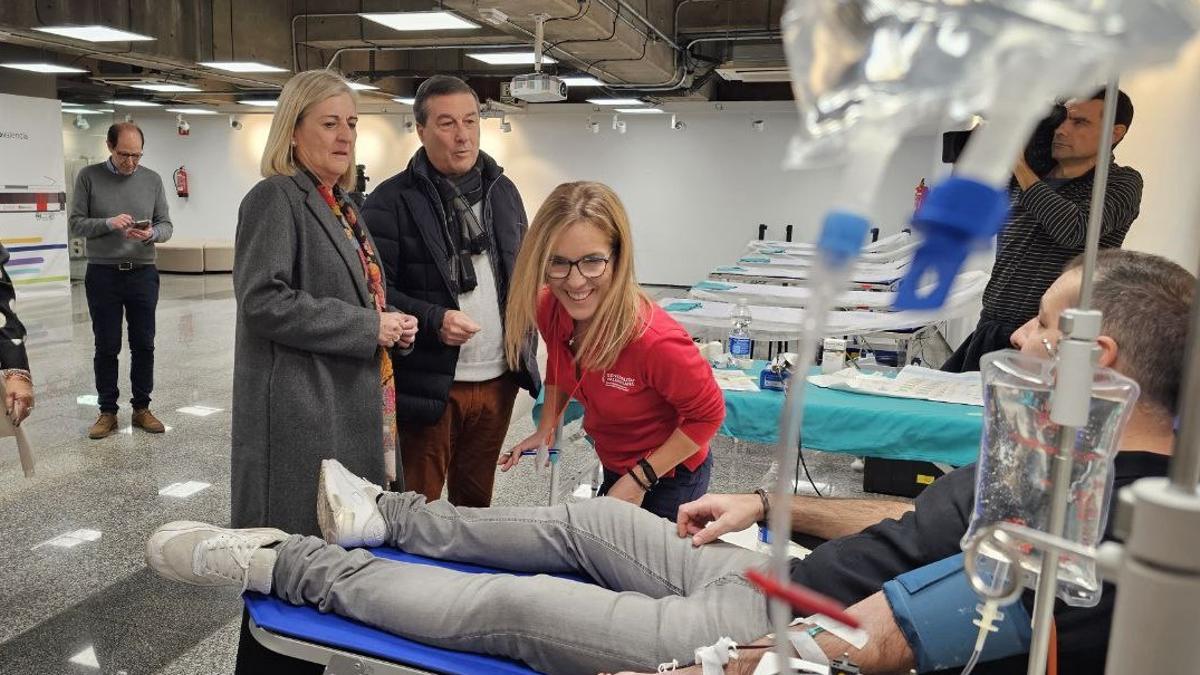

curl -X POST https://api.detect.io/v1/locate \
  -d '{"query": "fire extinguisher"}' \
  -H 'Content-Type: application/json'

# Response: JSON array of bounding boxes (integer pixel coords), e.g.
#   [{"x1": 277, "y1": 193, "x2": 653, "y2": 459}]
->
[{"x1": 173, "y1": 166, "x2": 189, "y2": 198}]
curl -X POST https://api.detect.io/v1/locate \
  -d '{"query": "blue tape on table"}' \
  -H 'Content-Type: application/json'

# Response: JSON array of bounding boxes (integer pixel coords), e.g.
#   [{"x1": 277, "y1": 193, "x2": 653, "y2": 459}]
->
[
  {"x1": 692, "y1": 281, "x2": 736, "y2": 292},
  {"x1": 532, "y1": 364, "x2": 982, "y2": 465},
  {"x1": 663, "y1": 301, "x2": 703, "y2": 312},
  {"x1": 245, "y1": 548, "x2": 592, "y2": 675}
]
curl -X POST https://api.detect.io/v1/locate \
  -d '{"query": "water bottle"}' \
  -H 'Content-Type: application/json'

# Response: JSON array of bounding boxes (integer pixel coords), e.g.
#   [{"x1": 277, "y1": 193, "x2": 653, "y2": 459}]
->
[{"x1": 728, "y1": 299, "x2": 753, "y2": 367}]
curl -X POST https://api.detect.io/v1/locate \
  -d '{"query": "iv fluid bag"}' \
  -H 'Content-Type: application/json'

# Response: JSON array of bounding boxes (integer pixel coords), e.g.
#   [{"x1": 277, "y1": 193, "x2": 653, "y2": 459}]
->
[
  {"x1": 963, "y1": 350, "x2": 1139, "y2": 607},
  {"x1": 780, "y1": 0, "x2": 1199, "y2": 170}
]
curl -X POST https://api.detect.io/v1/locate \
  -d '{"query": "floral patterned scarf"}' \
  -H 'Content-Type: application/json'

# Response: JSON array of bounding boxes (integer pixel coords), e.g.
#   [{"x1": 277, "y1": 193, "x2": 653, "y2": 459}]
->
[{"x1": 313, "y1": 178, "x2": 399, "y2": 483}]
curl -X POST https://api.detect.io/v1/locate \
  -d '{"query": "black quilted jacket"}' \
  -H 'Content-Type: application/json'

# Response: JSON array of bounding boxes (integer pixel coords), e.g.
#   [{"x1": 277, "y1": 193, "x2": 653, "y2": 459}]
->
[{"x1": 361, "y1": 149, "x2": 540, "y2": 425}]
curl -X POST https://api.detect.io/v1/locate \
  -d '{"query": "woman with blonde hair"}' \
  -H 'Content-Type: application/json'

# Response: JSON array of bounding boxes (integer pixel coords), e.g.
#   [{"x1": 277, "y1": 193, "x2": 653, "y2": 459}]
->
[
  {"x1": 229, "y1": 69, "x2": 417, "y2": 671},
  {"x1": 500, "y1": 181, "x2": 723, "y2": 520}
]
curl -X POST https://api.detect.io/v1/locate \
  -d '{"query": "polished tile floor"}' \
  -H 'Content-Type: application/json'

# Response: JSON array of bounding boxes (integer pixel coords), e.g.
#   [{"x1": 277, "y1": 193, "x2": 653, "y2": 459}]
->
[{"x1": 0, "y1": 275, "x2": 875, "y2": 675}]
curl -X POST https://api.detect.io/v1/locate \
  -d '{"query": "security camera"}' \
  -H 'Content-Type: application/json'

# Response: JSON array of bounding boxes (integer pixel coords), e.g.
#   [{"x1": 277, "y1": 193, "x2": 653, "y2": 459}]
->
[
  {"x1": 176, "y1": 114, "x2": 190, "y2": 136},
  {"x1": 616, "y1": 120, "x2": 627, "y2": 135},
  {"x1": 73, "y1": 114, "x2": 90, "y2": 130},
  {"x1": 752, "y1": 119, "x2": 765, "y2": 132},
  {"x1": 403, "y1": 116, "x2": 415, "y2": 133},
  {"x1": 499, "y1": 115, "x2": 512, "y2": 133},
  {"x1": 670, "y1": 114, "x2": 685, "y2": 131},
  {"x1": 229, "y1": 115, "x2": 243, "y2": 131},
  {"x1": 589, "y1": 121, "x2": 600, "y2": 134}
]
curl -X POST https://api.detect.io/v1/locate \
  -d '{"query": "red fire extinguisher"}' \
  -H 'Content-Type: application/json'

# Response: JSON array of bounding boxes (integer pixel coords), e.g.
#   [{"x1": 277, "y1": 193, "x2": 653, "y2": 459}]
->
[
  {"x1": 913, "y1": 178, "x2": 929, "y2": 214},
  {"x1": 173, "y1": 166, "x2": 189, "y2": 198}
]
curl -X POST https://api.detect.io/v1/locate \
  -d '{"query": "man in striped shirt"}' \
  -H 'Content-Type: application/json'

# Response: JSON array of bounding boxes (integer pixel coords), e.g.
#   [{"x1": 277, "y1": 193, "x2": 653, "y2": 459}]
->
[{"x1": 943, "y1": 88, "x2": 1143, "y2": 372}]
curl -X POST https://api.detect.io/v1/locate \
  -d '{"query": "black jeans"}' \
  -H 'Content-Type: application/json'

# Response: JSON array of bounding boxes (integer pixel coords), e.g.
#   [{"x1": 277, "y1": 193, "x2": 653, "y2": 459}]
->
[
  {"x1": 84, "y1": 263, "x2": 159, "y2": 414},
  {"x1": 599, "y1": 451, "x2": 714, "y2": 521}
]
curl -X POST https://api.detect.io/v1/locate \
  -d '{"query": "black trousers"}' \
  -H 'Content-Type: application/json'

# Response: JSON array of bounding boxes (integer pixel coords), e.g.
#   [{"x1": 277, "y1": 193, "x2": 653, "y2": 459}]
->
[
  {"x1": 940, "y1": 317, "x2": 1019, "y2": 373},
  {"x1": 84, "y1": 263, "x2": 159, "y2": 413}
]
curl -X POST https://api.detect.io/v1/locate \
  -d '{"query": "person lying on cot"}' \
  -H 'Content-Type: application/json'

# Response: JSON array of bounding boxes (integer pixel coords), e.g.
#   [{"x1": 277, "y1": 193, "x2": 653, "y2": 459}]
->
[{"x1": 145, "y1": 248, "x2": 1189, "y2": 674}]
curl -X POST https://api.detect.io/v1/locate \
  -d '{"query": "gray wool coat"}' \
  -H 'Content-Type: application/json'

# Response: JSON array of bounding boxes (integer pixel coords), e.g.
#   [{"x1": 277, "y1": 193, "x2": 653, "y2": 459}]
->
[{"x1": 230, "y1": 171, "x2": 388, "y2": 536}]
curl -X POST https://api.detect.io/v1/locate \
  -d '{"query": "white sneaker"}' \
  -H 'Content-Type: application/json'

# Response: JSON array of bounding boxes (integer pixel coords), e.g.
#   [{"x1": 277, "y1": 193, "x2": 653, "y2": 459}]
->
[
  {"x1": 317, "y1": 459, "x2": 386, "y2": 548},
  {"x1": 146, "y1": 521, "x2": 287, "y2": 594}
]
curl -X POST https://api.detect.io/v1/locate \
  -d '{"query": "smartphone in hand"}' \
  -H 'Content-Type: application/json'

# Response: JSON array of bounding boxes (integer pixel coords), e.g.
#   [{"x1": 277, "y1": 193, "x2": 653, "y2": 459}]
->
[{"x1": 132, "y1": 219, "x2": 152, "y2": 231}]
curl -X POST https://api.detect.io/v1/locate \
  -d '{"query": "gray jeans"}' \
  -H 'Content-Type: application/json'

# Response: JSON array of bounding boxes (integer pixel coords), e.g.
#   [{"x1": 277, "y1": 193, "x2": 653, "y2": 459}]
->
[{"x1": 272, "y1": 493, "x2": 773, "y2": 675}]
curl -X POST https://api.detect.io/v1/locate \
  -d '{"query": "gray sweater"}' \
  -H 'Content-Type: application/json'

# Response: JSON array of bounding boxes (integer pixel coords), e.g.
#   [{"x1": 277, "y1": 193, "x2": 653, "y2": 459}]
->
[{"x1": 69, "y1": 162, "x2": 174, "y2": 264}]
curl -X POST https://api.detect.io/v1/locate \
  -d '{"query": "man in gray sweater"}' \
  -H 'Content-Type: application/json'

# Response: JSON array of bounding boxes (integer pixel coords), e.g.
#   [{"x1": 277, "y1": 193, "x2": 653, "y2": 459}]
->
[{"x1": 69, "y1": 122, "x2": 173, "y2": 439}]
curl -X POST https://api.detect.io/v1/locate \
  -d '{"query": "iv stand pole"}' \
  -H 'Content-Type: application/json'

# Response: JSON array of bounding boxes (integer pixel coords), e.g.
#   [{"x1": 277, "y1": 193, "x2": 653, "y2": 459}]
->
[{"x1": 1025, "y1": 78, "x2": 1120, "y2": 675}]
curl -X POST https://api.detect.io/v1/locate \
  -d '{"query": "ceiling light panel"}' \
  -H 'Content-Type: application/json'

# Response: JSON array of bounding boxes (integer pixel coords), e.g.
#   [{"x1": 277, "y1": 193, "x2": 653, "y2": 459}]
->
[
  {"x1": 0, "y1": 63, "x2": 88, "y2": 74},
  {"x1": 466, "y1": 52, "x2": 556, "y2": 66},
  {"x1": 587, "y1": 98, "x2": 643, "y2": 106},
  {"x1": 130, "y1": 83, "x2": 201, "y2": 92},
  {"x1": 360, "y1": 11, "x2": 479, "y2": 31},
  {"x1": 33, "y1": 25, "x2": 155, "y2": 42},
  {"x1": 198, "y1": 61, "x2": 287, "y2": 73}
]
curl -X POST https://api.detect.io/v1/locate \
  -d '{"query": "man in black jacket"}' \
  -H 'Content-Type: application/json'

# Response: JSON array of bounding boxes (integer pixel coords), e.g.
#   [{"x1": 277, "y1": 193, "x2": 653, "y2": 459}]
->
[
  {"x1": 361, "y1": 75, "x2": 539, "y2": 506},
  {"x1": 943, "y1": 88, "x2": 1143, "y2": 372}
]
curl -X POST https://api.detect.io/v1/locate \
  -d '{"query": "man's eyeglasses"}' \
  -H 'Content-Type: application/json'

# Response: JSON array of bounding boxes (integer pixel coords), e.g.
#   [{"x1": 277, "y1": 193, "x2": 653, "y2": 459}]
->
[
  {"x1": 115, "y1": 151, "x2": 143, "y2": 161},
  {"x1": 546, "y1": 255, "x2": 610, "y2": 280}
]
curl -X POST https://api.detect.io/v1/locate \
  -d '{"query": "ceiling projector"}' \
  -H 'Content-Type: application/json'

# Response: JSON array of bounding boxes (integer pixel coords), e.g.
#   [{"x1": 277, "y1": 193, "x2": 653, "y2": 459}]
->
[{"x1": 511, "y1": 73, "x2": 567, "y2": 103}]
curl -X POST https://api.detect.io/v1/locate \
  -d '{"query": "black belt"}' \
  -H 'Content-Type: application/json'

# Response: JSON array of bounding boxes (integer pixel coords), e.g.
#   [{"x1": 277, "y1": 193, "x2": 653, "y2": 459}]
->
[{"x1": 91, "y1": 262, "x2": 154, "y2": 271}]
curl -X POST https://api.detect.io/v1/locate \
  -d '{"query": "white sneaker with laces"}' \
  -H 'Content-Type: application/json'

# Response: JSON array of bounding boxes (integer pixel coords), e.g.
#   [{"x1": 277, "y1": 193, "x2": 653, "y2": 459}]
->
[
  {"x1": 145, "y1": 521, "x2": 288, "y2": 594},
  {"x1": 317, "y1": 459, "x2": 386, "y2": 548}
]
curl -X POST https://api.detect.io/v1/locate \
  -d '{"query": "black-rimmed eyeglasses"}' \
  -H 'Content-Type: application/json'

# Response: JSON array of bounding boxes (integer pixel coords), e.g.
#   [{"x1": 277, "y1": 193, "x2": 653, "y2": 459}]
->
[{"x1": 546, "y1": 255, "x2": 610, "y2": 280}]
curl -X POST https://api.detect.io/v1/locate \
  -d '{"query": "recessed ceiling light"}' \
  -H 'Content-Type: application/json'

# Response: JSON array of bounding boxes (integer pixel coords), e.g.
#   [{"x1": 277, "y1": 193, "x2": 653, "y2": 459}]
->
[
  {"x1": 198, "y1": 61, "x2": 287, "y2": 73},
  {"x1": 347, "y1": 82, "x2": 379, "y2": 91},
  {"x1": 0, "y1": 63, "x2": 88, "y2": 74},
  {"x1": 587, "y1": 98, "x2": 643, "y2": 106},
  {"x1": 32, "y1": 25, "x2": 155, "y2": 42},
  {"x1": 61, "y1": 108, "x2": 109, "y2": 115},
  {"x1": 561, "y1": 76, "x2": 603, "y2": 87},
  {"x1": 360, "y1": 11, "x2": 479, "y2": 31},
  {"x1": 466, "y1": 52, "x2": 557, "y2": 66},
  {"x1": 61, "y1": 101, "x2": 83, "y2": 106},
  {"x1": 238, "y1": 99, "x2": 279, "y2": 107},
  {"x1": 130, "y1": 83, "x2": 201, "y2": 92},
  {"x1": 392, "y1": 97, "x2": 416, "y2": 105},
  {"x1": 105, "y1": 99, "x2": 162, "y2": 107},
  {"x1": 616, "y1": 107, "x2": 664, "y2": 114},
  {"x1": 166, "y1": 107, "x2": 219, "y2": 115}
]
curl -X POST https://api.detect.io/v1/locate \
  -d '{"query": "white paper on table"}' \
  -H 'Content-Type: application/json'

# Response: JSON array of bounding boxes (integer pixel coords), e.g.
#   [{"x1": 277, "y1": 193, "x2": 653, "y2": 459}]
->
[
  {"x1": 807, "y1": 365, "x2": 984, "y2": 406},
  {"x1": 717, "y1": 524, "x2": 810, "y2": 559},
  {"x1": 712, "y1": 368, "x2": 761, "y2": 392}
]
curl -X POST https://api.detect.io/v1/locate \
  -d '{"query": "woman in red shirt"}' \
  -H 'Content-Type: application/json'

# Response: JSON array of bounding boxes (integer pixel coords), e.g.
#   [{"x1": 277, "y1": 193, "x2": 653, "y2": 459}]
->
[{"x1": 499, "y1": 181, "x2": 724, "y2": 520}]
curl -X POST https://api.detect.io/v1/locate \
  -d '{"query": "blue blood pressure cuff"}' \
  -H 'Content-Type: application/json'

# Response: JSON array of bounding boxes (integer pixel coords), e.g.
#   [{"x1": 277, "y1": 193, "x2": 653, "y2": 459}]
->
[{"x1": 882, "y1": 553, "x2": 1032, "y2": 672}]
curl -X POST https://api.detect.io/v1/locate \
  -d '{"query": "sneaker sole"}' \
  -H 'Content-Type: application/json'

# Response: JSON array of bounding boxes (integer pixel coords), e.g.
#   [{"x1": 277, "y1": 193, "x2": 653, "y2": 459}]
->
[
  {"x1": 316, "y1": 461, "x2": 340, "y2": 546},
  {"x1": 317, "y1": 460, "x2": 384, "y2": 548}
]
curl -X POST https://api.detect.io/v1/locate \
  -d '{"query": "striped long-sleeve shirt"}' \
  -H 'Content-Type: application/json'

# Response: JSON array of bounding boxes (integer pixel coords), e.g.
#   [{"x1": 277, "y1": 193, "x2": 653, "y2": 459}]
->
[{"x1": 981, "y1": 162, "x2": 1143, "y2": 328}]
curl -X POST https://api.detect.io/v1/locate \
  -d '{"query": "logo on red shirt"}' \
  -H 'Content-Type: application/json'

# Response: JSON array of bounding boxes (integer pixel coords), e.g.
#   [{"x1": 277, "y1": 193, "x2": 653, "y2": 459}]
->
[{"x1": 603, "y1": 372, "x2": 636, "y2": 392}]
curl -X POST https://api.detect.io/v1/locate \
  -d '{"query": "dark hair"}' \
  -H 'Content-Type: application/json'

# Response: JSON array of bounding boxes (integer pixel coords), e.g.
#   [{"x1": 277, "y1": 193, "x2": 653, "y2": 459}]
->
[
  {"x1": 106, "y1": 122, "x2": 144, "y2": 148},
  {"x1": 413, "y1": 75, "x2": 478, "y2": 126},
  {"x1": 1090, "y1": 87, "x2": 1134, "y2": 129},
  {"x1": 1066, "y1": 250, "x2": 1195, "y2": 415}
]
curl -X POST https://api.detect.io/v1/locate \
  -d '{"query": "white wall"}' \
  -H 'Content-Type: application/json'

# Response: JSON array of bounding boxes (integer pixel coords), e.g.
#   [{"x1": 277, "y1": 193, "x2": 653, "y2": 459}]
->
[
  {"x1": 123, "y1": 105, "x2": 940, "y2": 286},
  {"x1": 1115, "y1": 34, "x2": 1200, "y2": 274}
]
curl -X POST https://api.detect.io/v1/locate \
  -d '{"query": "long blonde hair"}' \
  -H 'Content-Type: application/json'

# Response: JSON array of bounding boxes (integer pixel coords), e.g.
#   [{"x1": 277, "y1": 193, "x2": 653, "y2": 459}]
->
[
  {"x1": 505, "y1": 181, "x2": 649, "y2": 372},
  {"x1": 260, "y1": 69, "x2": 357, "y2": 190}
]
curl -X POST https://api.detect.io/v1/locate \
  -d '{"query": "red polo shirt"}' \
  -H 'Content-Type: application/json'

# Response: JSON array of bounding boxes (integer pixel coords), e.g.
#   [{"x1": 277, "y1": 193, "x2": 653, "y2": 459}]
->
[{"x1": 537, "y1": 289, "x2": 725, "y2": 475}]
